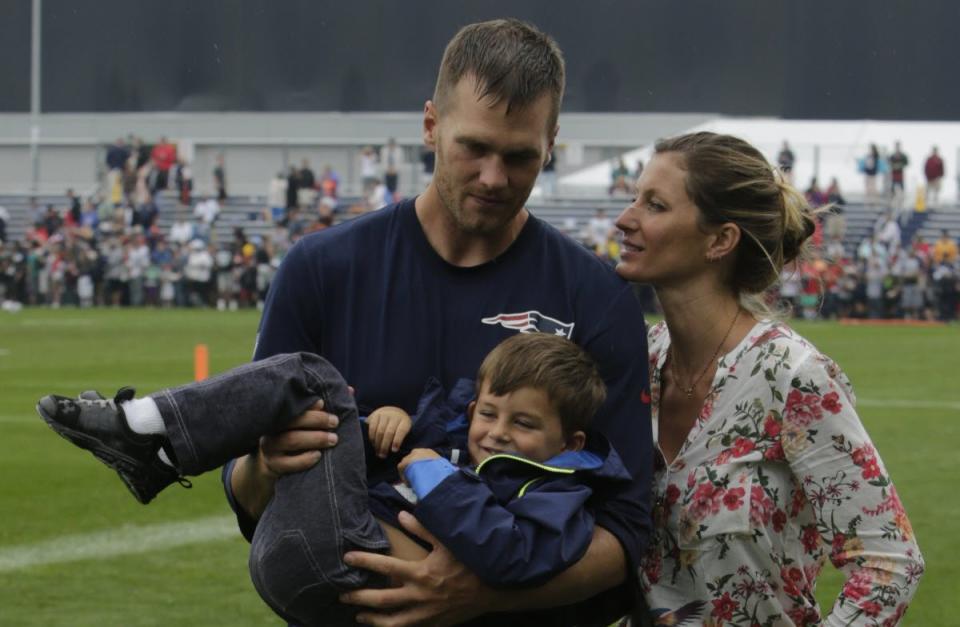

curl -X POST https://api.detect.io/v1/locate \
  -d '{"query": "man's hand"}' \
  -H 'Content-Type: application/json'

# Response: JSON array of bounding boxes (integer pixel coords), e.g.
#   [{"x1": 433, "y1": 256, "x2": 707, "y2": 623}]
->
[
  {"x1": 231, "y1": 398, "x2": 341, "y2": 519},
  {"x1": 259, "y1": 399, "x2": 341, "y2": 475},
  {"x1": 367, "y1": 406, "x2": 413, "y2": 459},
  {"x1": 339, "y1": 511, "x2": 495, "y2": 627},
  {"x1": 397, "y1": 448, "x2": 440, "y2": 476}
]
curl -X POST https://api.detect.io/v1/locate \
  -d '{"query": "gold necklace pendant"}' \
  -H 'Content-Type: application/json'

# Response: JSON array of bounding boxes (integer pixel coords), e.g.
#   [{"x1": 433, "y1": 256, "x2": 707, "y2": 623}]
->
[{"x1": 670, "y1": 308, "x2": 741, "y2": 400}]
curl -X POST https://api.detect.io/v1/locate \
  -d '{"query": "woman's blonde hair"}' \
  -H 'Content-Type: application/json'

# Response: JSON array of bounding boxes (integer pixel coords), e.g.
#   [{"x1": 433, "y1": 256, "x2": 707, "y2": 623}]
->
[{"x1": 654, "y1": 132, "x2": 818, "y2": 315}]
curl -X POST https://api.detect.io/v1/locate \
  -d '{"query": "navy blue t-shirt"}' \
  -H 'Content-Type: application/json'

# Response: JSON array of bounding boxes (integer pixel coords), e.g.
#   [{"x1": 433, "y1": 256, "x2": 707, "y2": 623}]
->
[{"x1": 240, "y1": 198, "x2": 652, "y2": 615}]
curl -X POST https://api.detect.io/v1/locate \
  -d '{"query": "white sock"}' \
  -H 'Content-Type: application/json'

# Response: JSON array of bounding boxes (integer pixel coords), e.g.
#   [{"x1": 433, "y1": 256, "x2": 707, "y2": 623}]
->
[{"x1": 121, "y1": 397, "x2": 166, "y2": 435}]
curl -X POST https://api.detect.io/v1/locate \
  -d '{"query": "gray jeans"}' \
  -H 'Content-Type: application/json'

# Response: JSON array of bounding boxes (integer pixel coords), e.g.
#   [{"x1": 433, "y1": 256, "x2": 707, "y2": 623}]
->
[{"x1": 151, "y1": 352, "x2": 390, "y2": 627}]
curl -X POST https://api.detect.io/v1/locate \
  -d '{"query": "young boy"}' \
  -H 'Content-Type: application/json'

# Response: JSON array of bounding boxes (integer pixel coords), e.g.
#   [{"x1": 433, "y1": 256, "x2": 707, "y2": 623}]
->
[{"x1": 37, "y1": 333, "x2": 632, "y2": 627}]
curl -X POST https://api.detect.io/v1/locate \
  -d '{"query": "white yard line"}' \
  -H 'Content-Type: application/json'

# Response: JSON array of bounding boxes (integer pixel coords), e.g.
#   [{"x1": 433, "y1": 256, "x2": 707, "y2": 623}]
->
[
  {"x1": 856, "y1": 398, "x2": 960, "y2": 411},
  {"x1": 0, "y1": 515, "x2": 238, "y2": 573}
]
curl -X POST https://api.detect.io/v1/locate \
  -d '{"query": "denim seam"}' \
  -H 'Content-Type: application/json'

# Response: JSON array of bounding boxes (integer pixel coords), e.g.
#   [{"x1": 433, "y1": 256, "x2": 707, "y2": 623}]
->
[
  {"x1": 160, "y1": 389, "x2": 199, "y2": 470},
  {"x1": 301, "y1": 360, "x2": 348, "y2": 572}
]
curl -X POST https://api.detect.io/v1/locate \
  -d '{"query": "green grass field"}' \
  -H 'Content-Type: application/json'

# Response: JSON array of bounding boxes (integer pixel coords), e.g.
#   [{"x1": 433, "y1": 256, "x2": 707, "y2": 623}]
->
[{"x1": 0, "y1": 309, "x2": 955, "y2": 625}]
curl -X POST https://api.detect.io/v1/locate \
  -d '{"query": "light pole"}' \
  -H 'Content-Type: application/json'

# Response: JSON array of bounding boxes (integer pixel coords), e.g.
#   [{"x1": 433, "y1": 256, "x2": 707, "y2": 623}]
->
[{"x1": 29, "y1": 0, "x2": 42, "y2": 194}]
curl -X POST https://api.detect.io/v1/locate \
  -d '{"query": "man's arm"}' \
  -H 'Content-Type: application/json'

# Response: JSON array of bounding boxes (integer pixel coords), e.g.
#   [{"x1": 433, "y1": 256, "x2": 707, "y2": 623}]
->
[{"x1": 340, "y1": 513, "x2": 626, "y2": 627}]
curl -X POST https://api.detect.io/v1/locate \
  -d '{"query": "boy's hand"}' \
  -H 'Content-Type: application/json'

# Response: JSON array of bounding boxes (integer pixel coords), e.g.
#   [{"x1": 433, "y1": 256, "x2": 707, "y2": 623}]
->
[
  {"x1": 367, "y1": 406, "x2": 412, "y2": 458},
  {"x1": 397, "y1": 448, "x2": 440, "y2": 475}
]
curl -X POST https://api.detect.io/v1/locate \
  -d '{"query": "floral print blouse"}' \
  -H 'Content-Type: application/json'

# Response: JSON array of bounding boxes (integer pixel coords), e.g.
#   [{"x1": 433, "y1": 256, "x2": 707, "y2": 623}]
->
[{"x1": 641, "y1": 319, "x2": 923, "y2": 626}]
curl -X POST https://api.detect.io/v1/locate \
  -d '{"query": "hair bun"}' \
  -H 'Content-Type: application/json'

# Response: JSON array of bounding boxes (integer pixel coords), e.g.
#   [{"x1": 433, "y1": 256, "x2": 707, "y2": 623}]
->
[{"x1": 782, "y1": 213, "x2": 816, "y2": 264}]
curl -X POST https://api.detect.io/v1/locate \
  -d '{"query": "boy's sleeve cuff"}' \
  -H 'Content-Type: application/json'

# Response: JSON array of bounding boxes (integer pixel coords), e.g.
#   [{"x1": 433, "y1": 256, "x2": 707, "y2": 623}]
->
[{"x1": 403, "y1": 458, "x2": 458, "y2": 499}]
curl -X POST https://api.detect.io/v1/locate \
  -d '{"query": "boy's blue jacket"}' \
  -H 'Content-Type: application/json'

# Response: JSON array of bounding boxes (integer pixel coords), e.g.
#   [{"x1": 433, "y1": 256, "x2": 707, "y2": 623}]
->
[{"x1": 364, "y1": 377, "x2": 634, "y2": 588}]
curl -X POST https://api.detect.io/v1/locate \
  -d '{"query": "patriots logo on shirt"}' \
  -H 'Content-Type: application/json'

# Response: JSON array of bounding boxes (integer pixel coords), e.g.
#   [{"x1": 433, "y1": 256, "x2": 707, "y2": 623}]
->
[{"x1": 481, "y1": 311, "x2": 575, "y2": 339}]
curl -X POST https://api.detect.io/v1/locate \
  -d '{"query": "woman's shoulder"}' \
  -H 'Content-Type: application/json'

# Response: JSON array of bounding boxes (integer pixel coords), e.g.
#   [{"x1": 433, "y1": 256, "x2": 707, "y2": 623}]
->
[{"x1": 744, "y1": 319, "x2": 854, "y2": 399}]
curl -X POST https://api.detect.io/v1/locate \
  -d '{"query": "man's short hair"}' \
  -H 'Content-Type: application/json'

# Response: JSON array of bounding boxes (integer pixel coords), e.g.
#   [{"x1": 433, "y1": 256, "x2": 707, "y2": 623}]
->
[
  {"x1": 476, "y1": 333, "x2": 606, "y2": 436},
  {"x1": 434, "y1": 18, "x2": 565, "y2": 131}
]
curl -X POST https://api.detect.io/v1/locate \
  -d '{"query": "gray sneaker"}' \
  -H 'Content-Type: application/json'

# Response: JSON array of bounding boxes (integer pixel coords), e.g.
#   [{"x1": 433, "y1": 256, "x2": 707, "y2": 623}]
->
[{"x1": 36, "y1": 387, "x2": 190, "y2": 504}]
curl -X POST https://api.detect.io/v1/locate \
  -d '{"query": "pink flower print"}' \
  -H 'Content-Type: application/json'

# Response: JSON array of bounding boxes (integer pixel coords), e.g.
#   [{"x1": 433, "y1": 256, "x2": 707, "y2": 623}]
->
[
  {"x1": 785, "y1": 389, "x2": 824, "y2": 426},
  {"x1": 722, "y1": 486, "x2": 746, "y2": 511},
  {"x1": 710, "y1": 592, "x2": 739, "y2": 621},
  {"x1": 763, "y1": 414, "x2": 781, "y2": 438},
  {"x1": 664, "y1": 483, "x2": 681, "y2": 506},
  {"x1": 861, "y1": 601, "x2": 883, "y2": 617},
  {"x1": 842, "y1": 569, "x2": 874, "y2": 601},
  {"x1": 764, "y1": 441, "x2": 785, "y2": 461},
  {"x1": 731, "y1": 437, "x2": 755, "y2": 458},
  {"x1": 749, "y1": 484, "x2": 774, "y2": 527},
  {"x1": 800, "y1": 524, "x2": 821, "y2": 553},
  {"x1": 772, "y1": 509, "x2": 787, "y2": 532},
  {"x1": 820, "y1": 391, "x2": 842, "y2": 414},
  {"x1": 691, "y1": 482, "x2": 723, "y2": 519}
]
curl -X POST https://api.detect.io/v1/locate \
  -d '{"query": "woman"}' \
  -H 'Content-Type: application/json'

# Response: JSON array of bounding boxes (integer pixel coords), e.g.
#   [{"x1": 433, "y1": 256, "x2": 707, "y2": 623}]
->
[{"x1": 614, "y1": 132, "x2": 922, "y2": 626}]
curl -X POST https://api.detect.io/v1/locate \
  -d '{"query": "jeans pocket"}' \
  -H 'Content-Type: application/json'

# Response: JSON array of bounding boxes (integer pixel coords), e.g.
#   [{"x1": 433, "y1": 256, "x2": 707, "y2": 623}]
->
[{"x1": 250, "y1": 529, "x2": 339, "y2": 613}]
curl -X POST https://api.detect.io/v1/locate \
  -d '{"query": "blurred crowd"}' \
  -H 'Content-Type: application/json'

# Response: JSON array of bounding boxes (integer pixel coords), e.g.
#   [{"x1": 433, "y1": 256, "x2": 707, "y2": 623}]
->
[
  {"x1": 573, "y1": 204, "x2": 959, "y2": 323},
  {"x1": 1, "y1": 135, "x2": 957, "y2": 322}
]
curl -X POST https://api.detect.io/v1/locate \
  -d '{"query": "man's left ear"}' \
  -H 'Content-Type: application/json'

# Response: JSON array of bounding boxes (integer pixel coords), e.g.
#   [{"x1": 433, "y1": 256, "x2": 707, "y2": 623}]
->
[
  {"x1": 545, "y1": 126, "x2": 559, "y2": 166},
  {"x1": 564, "y1": 430, "x2": 586, "y2": 452},
  {"x1": 706, "y1": 222, "x2": 741, "y2": 262}
]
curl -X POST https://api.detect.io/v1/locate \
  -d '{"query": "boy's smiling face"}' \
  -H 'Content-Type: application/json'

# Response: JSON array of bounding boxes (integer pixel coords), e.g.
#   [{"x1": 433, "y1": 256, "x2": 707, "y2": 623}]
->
[{"x1": 466, "y1": 382, "x2": 583, "y2": 464}]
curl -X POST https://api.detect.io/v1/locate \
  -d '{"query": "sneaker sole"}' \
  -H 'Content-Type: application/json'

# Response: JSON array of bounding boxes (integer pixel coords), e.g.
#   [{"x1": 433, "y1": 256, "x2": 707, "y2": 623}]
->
[{"x1": 36, "y1": 402, "x2": 159, "y2": 504}]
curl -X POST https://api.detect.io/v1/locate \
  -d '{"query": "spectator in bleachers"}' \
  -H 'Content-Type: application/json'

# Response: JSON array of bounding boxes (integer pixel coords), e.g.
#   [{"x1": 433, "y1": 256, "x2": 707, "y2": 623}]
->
[
  {"x1": 184, "y1": 239, "x2": 214, "y2": 307},
  {"x1": 865, "y1": 257, "x2": 887, "y2": 318},
  {"x1": 80, "y1": 199, "x2": 99, "y2": 232},
  {"x1": 360, "y1": 145, "x2": 379, "y2": 193},
  {"x1": 859, "y1": 143, "x2": 880, "y2": 203},
  {"x1": 379, "y1": 138, "x2": 403, "y2": 202},
  {"x1": 193, "y1": 197, "x2": 220, "y2": 228},
  {"x1": 804, "y1": 177, "x2": 827, "y2": 206},
  {"x1": 539, "y1": 148, "x2": 557, "y2": 197},
  {"x1": 298, "y1": 159, "x2": 316, "y2": 208},
  {"x1": 0, "y1": 204, "x2": 8, "y2": 242},
  {"x1": 214, "y1": 241, "x2": 237, "y2": 311},
  {"x1": 43, "y1": 205, "x2": 62, "y2": 239},
  {"x1": 106, "y1": 137, "x2": 130, "y2": 172},
  {"x1": 285, "y1": 164, "x2": 299, "y2": 210},
  {"x1": 66, "y1": 189, "x2": 82, "y2": 225},
  {"x1": 320, "y1": 165, "x2": 339, "y2": 200},
  {"x1": 932, "y1": 259, "x2": 957, "y2": 321},
  {"x1": 924, "y1": 146, "x2": 945, "y2": 208},
  {"x1": 776, "y1": 140, "x2": 795, "y2": 183},
  {"x1": 127, "y1": 234, "x2": 151, "y2": 307},
  {"x1": 267, "y1": 171, "x2": 287, "y2": 223},
  {"x1": 875, "y1": 211, "x2": 901, "y2": 252},
  {"x1": 176, "y1": 158, "x2": 194, "y2": 206},
  {"x1": 420, "y1": 145, "x2": 436, "y2": 189},
  {"x1": 933, "y1": 229, "x2": 958, "y2": 265},
  {"x1": 103, "y1": 237, "x2": 128, "y2": 306},
  {"x1": 609, "y1": 157, "x2": 631, "y2": 195},
  {"x1": 586, "y1": 208, "x2": 614, "y2": 251},
  {"x1": 150, "y1": 136, "x2": 178, "y2": 192},
  {"x1": 169, "y1": 210, "x2": 194, "y2": 246},
  {"x1": 213, "y1": 154, "x2": 228, "y2": 202},
  {"x1": 889, "y1": 141, "x2": 909, "y2": 215},
  {"x1": 894, "y1": 248, "x2": 924, "y2": 319}
]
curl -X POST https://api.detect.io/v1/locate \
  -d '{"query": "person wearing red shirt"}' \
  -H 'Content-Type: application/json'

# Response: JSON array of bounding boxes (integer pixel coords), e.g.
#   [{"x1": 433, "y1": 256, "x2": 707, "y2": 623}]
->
[
  {"x1": 924, "y1": 146, "x2": 945, "y2": 207},
  {"x1": 150, "y1": 137, "x2": 178, "y2": 192}
]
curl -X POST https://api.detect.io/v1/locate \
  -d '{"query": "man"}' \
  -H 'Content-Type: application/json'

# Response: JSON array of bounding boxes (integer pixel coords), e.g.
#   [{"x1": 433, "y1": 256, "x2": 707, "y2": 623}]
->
[
  {"x1": 924, "y1": 146, "x2": 945, "y2": 207},
  {"x1": 888, "y1": 141, "x2": 909, "y2": 214},
  {"x1": 224, "y1": 19, "x2": 652, "y2": 626}
]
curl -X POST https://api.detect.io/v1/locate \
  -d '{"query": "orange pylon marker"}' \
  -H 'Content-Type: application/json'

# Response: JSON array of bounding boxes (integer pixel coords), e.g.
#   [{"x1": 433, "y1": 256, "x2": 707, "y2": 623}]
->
[{"x1": 194, "y1": 344, "x2": 209, "y2": 381}]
